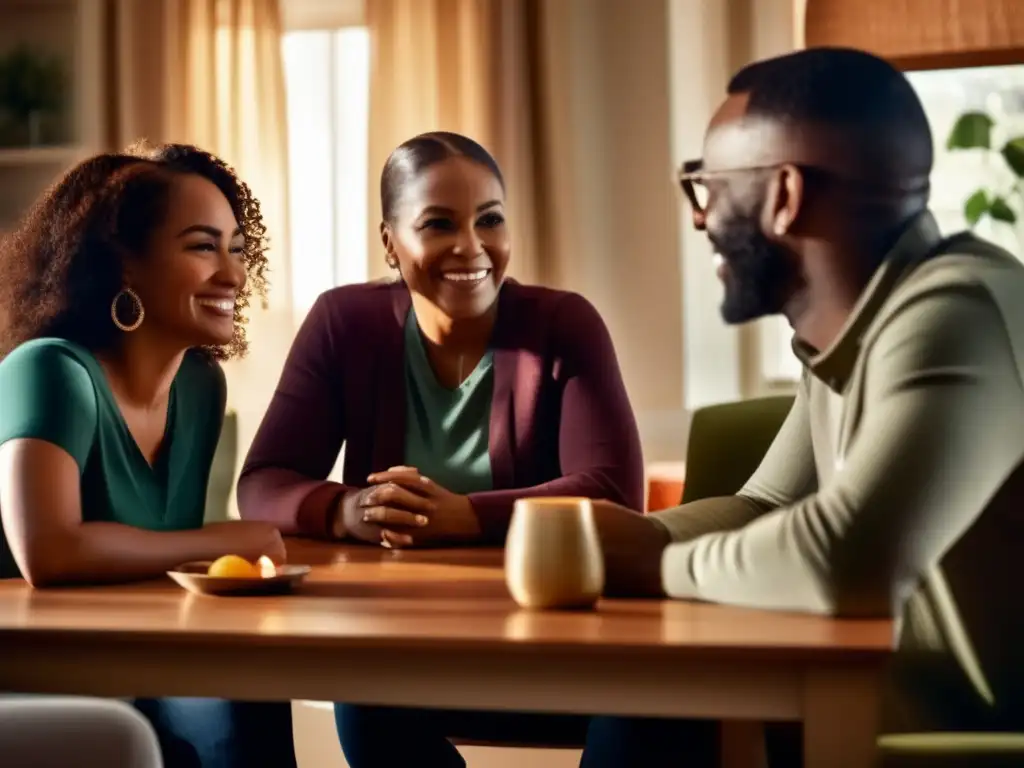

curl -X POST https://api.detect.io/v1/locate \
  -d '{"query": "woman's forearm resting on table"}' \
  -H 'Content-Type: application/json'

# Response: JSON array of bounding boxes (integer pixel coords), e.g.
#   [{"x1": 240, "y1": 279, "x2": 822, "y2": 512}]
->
[
  {"x1": 237, "y1": 466, "x2": 353, "y2": 538},
  {"x1": 0, "y1": 437, "x2": 276, "y2": 586},
  {"x1": 10, "y1": 523, "x2": 250, "y2": 587}
]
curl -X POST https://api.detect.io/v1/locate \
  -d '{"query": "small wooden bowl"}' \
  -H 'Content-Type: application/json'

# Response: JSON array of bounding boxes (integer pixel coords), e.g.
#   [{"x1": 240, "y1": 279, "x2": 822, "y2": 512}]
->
[{"x1": 167, "y1": 561, "x2": 312, "y2": 596}]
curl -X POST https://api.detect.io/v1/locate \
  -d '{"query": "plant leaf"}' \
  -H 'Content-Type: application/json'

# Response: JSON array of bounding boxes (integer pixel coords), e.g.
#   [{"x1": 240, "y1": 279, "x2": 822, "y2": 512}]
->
[
  {"x1": 964, "y1": 190, "x2": 990, "y2": 226},
  {"x1": 1001, "y1": 137, "x2": 1024, "y2": 177},
  {"x1": 947, "y1": 111, "x2": 994, "y2": 150},
  {"x1": 989, "y1": 196, "x2": 1017, "y2": 224}
]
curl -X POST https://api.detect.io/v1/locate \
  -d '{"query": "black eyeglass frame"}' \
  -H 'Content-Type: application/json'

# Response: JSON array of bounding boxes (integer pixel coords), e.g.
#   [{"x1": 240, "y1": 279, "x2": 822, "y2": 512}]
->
[
  {"x1": 676, "y1": 158, "x2": 925, "y2": 219},
  {"x1": 676, "y1": 159, "x2": 810, "y2": 216}
]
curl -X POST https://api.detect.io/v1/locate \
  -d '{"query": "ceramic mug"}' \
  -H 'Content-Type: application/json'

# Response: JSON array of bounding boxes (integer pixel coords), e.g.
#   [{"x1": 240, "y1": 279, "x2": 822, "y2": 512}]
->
[{"x1": 505, "y1": 496, "x2": 604, "y2": 609}]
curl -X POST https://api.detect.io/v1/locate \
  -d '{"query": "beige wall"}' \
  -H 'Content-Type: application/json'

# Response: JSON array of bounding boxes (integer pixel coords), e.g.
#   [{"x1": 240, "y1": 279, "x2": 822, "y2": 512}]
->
[
  {"x1": 669, "y1": 0, "x2": 800, "y2": 416},
  {"x1": 535, "y1": 0, "x2": 686, "y2": 462},
  {"x1": 535, "y1": 0, "x2": 800, "y2": 463},
  {"x1": 670, "y1": 0, "x2": 744, "y2": 414}
]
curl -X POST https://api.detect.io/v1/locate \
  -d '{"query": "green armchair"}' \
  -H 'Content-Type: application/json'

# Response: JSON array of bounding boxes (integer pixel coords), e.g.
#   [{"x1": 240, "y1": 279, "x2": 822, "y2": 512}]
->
[
  {"x1": 683, "y1": 397, "x2": 1024, "y2": 767},
  {"x1": 878, "y1": 732, "x2": 1024, "y2": 767},
  {"x1": 681, "y1": 395, "x2": 795, "y2": 504},
  {"x1": 204, "y1": 410, "x2": 238, "y2": 523}
]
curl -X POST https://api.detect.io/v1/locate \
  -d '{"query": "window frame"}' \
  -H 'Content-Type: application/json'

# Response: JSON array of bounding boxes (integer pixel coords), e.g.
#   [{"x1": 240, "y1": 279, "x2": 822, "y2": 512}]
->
[{"x1": 281, "y1": 0, "x2": 365, "y2": 31}]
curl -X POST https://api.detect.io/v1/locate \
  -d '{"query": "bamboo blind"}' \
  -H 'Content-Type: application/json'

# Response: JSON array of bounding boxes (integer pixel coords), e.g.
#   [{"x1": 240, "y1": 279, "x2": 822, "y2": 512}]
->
[{"x1": 804, "y1": 0, "x2": 1024, "y2": 70}]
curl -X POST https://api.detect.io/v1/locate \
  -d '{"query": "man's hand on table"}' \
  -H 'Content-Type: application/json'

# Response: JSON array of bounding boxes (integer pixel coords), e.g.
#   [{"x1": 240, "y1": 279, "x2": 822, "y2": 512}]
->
[
  {"x1": 333, "y1": 466, "x2": 482, "y2": 548},
  {"x1": 590, "y1": 500, "x2": 671, "y2": 598},
  {"x1": 329, "y1": 477, "x2": 670, "y2": 594}
]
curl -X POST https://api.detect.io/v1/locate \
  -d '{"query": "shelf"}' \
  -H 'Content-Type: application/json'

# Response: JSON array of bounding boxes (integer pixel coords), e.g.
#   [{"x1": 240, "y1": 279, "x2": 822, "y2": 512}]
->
[
  {"x1": 0, "y1": 0, "x2": 76, "y2": 12},
  {"x1": 0, "y1": 146, "x2": 84, "y2": 165}
]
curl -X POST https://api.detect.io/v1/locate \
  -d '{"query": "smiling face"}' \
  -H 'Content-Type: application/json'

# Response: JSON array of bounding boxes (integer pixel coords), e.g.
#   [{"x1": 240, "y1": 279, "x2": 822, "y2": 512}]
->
[
  {"x1": 382, "y1": 155, "x2": 510, "y2": 321},
  {"x1": 699, "y1": 94, "x2": 801, "y2": 324},
  {"x1": 125, "y1": 173, "x2": 247, "y2": 348}
]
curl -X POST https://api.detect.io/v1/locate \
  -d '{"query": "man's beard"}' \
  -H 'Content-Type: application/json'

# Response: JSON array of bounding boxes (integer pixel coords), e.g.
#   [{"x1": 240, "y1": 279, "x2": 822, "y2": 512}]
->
[{"x1": 709, "y1": 212, "x2": 795, "y2": 324}]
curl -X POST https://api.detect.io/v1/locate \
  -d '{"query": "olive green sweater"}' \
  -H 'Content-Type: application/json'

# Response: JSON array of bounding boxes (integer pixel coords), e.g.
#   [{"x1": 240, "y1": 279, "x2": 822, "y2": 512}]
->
[{"x1": 651, "y1": 212, "x2": 1024, "y2": 730}]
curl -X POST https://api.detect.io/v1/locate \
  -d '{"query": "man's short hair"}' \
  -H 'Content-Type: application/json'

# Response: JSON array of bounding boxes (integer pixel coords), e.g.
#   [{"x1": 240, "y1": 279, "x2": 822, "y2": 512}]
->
[{"x1": 728, "y1": 47, "x2": 933, "y2": 178}]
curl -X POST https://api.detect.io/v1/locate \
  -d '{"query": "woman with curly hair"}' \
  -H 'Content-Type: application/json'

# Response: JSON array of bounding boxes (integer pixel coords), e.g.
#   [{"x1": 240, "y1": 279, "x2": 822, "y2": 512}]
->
[{"x1": 0, "y1": 143, "x2": 296, "y2": 768}]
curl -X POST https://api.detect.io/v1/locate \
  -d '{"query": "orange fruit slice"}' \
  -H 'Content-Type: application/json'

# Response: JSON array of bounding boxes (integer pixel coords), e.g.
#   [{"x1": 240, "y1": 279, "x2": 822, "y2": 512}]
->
[{"x1": 207, "y1": 555, "x2": 259, "y2": 578}]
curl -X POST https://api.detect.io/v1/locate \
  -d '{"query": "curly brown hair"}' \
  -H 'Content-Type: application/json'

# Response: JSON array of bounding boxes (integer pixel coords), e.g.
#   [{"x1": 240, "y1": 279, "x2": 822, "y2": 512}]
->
[{"x1": 0, "y1": 142, "x2": 270, "y2": 361}]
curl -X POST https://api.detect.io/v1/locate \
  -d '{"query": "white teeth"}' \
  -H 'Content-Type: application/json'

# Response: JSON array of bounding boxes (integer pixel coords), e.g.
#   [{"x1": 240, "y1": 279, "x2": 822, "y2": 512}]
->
[
  {"x1": 712, "y1": 254, "x2": 725, "y2": 269},
  {"x1": 442, "y1": 269, "x2": 489, "y2": 282},
  {"x1": 197, "y1": 299, "x2": 235, "y2": 312}
]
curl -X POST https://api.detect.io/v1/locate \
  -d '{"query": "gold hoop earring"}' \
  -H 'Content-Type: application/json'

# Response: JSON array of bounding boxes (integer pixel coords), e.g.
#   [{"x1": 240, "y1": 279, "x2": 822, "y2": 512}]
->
[{"x1": 111, "y1": 288, "x2": 144, "y2": 332}]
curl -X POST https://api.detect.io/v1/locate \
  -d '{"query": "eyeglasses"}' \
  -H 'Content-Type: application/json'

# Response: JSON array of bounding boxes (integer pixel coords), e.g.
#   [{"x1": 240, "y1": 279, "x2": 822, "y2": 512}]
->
[
  {"x1": 676, "y1": 159, "x2": 793, "y2": 217},
  {"x1": 677, "y1": 158, "x2": 925, "y2": 223}
]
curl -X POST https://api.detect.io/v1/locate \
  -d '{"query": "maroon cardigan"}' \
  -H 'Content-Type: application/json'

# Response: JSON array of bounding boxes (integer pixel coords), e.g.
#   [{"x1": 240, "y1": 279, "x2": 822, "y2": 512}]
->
[{"x1": 238, "y1": 279, "x2": 645, "y2": 542}]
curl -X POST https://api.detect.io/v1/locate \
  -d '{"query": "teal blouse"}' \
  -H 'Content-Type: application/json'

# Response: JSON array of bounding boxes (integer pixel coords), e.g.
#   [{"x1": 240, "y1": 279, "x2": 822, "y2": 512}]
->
[
  {"x1": 0, "y1": 339, "x2": 225, "y2": 577},
  {"x1": 403, "y1": 309, "x2": 495, "y2": 494}
]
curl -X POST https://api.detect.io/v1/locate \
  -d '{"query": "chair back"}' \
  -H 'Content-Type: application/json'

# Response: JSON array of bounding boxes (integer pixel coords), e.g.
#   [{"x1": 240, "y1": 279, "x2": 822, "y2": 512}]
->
[{"x1": 681, "y1": 395, "x2": 795, "y2": 504}]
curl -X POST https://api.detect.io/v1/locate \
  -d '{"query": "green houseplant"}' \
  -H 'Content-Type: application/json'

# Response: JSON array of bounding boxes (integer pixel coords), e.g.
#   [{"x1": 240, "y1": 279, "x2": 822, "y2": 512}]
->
[
  {"x1": 0, "y1": 46, "x2": 66, "y2": 146},
  {"x1": 947, "y1": 111, "x2": 1024, "y2": 228}
]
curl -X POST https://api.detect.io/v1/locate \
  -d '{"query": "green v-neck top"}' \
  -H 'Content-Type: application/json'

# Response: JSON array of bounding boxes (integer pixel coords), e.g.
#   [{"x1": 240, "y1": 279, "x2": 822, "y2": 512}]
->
[
  {"x1": 403, "y1": 308, "x2": 495, "y2": 495},
  {"x1": 0, "y1": 339, "x2": 225, "y2": 578}
]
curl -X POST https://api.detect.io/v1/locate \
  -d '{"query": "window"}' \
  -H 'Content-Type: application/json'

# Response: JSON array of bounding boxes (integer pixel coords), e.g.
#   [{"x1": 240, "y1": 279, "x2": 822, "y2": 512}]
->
[
  {"x1": 906, "y1": 65, "x2": 1024, "y2": 257},
  {"x1": 282, "y1": 9, "x2": 370, "y2": 324},
  {"x1": 280, "y1": 1, "x2": 368, "y2": 487}
]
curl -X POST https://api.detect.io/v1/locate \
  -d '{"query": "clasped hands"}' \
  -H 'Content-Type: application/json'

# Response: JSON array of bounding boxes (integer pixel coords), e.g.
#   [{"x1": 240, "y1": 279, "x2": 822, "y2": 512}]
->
[{"x1": 333, "y1": 466, "x2": 482, "y2": 548}]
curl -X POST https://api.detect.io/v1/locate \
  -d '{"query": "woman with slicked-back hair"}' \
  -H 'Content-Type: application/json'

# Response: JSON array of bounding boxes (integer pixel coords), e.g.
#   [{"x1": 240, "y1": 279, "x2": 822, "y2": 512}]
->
[{"x1": 239, "y1": 131, "x2": 646, "y2": 766}]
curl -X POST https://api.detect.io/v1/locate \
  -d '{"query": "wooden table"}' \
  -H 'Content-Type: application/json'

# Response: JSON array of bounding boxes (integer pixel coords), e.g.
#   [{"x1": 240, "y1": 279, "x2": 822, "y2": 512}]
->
[{"x1": 0, "y1": 539, "x2": 894, "y2": 767}]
